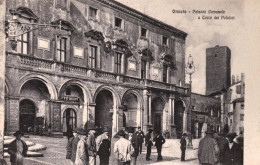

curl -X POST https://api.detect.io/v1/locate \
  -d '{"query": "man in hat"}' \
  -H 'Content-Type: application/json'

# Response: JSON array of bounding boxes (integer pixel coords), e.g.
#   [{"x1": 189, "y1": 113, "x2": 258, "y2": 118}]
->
[
  {"x1": 129, "y1": 127, "x2": 139, "y2": 165},
  {"x1": 145, "y1": 128, "x2": 153, "y2": 161},
  {"x1": 8, "y1": 131, "x2": 28, "y2": 165},
  {"x1": 87, "y1": 125, "x2": 97, "y2": 165},
  {"x1": 75, "y1": 128, "x2": 88, "y2": 165},
  {"x1": 198, "y1": 129, "x2": 220, "y2": 165},
  {"x1": 96, "y1": 127, "x2": 111, "y2": 165},
  {"x1": 114, "y1": 130, "x2": 134, "y2": 165},
  {"x1": 214, "y1": 130, "x2": 228, "y2": 165},
  {"x1": 153, "y1": 131, "x2": 165, "y2": 161},
  {"x1": 134, "y1": 126, "x2": 144, "y2": 154},
  {"x1": 180, "y1": 133, "x2": 187, "y2": 161},
  {"x1": 66, "y1": 128, "x2": 80, "y2": 165},
  {"x1": 223, "y1": 133, "x2": 243, "y2": 165}
]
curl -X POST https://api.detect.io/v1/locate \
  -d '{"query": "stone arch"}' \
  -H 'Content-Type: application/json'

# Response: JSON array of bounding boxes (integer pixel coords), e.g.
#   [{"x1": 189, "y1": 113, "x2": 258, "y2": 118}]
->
[
  {"x1": 151, "y1": 97, "x2": 166, "y2": 134},
  {"x1": 122, "y1": 89, "x2": 143, "y2": 127},
  {"x1": 58, "y1": 79, "x2": 92, "y2": 104},
  {"x1": 16, "y1": 74, "x2": 58, "y2": 100},
  {"x1": 5, "y1": 76, "x2": 11, "y2": 97},
  {"x1": 93, "y1": 85, "x2": 121, "y2": 106},
  {"x1": 175, "y1": 99, "x2": 186, "y2": 138},
  {"x1": 122, "y1": 89, "x2": 143, "y2": 108}
]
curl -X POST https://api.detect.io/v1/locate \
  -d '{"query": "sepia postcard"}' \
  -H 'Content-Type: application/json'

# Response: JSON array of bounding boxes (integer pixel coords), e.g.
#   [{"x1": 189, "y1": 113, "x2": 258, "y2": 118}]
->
[{"x1": 0, "y1": 0, "x2": 260, "y2": 164}]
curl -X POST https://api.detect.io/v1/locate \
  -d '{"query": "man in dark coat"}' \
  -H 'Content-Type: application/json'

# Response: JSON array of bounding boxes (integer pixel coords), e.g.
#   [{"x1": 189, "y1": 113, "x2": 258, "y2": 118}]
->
[
  {"x1": 223, "y1": 133, "x2": 243, "y2": 165},
  {"x1": 66, "y1": 128, "x2": 80, "y2": 164},
  {"x1": 145, "y1": 128, "x2": 153, "y2": 161},
  {"x1": 87, "y1": 125, "x2": 97, "y2": 165},
  {"x1": 96, "y1": 127, "x2": 111, "y2": 165},
  {"x1": 180, "y1": 133, "x2": 187, "y2": 161},
  {"x1": 134, "y1": 126, "x2": 144, "y2": 154},
  {"x1": 8, "y1": 131, "x2": 28, "y2": 165},
  {"x1": 215, "y1": 130, "x2": 228, "y2": 164},
  {"x1": 153, "y1": 131, "x2": 165, "y2": 161}
]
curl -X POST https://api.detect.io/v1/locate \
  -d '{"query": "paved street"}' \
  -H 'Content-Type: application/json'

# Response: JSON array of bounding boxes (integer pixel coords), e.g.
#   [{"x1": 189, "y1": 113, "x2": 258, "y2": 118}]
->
[{"x1": 4, "y1": 135, "x2": 200, "y2": 165}]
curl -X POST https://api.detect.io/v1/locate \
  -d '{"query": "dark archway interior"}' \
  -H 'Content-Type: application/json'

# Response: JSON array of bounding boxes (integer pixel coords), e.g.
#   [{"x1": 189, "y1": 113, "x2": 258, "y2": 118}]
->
[
  {"x1": 63, "y1": 108, "x2": 77, "y2": 133},
  {"x1": 19, "y1": 99, "x2": 36, "y2": 132},
  {"x1": 174, "y1": 100, "x2": 185, "y2": 138},
  {"x1": 122, "y1": 93, "x2": 138, "y2": 127},
  {"x1": 95, "y1": 90, "x2": 113, "y2": 134},
  {"x1": 151, "y1": 97, "x2": 164, "y2": 134}
]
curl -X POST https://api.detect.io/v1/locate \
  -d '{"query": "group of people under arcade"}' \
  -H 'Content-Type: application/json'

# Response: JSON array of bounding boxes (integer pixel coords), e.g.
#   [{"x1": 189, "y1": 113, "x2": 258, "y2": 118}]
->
[{"x1": 66, "y1": 125, "x2": 166, "y2": 165}]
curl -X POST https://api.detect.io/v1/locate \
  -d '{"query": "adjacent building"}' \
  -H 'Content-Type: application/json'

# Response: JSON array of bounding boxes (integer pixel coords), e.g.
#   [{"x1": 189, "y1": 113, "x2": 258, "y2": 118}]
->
[{"x1": 4, "y1": 0, "x2": 191, "y2": 138}]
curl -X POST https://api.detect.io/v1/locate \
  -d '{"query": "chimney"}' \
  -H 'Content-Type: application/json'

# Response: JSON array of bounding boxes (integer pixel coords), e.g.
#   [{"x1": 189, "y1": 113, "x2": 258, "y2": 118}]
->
[
  {"x1": 232, "y1": 75, "x2": 236, "y2": 84},
  {"x1": 241, "y1": 73, "x2": 245, "y2": 98}
]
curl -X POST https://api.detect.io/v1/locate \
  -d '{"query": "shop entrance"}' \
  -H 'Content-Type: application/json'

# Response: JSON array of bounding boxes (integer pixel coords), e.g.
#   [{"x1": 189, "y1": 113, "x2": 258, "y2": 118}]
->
[
  {"x1": 19, "y1": 99, "x2": 36, "y2": 132},
  {"x1": 63, "y1": 108, "x2": 77, "y2": 133}
]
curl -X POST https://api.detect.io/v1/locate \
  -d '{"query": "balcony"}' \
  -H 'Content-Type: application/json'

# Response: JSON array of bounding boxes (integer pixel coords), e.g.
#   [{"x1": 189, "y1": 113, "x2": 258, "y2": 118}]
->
[{"x1": 6, "y1": 52, "x2": 189, "y2": 95}]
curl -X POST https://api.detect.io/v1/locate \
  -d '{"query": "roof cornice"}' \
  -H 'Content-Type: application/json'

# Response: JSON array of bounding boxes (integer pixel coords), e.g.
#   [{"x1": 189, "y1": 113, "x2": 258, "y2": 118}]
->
[{"x1": 90, "y1": 0, "x2": 188, "y2": 40}]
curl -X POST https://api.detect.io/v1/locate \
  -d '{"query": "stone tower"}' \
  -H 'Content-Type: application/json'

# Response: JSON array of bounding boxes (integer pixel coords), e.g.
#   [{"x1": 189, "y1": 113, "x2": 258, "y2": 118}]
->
[{"x1": 206, "y1": 45, "x2": 231, "y2": 95}]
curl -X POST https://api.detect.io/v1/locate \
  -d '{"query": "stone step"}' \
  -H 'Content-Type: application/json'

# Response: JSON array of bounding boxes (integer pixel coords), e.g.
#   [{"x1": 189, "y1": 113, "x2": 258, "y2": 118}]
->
[{"x1": 4, "y1": 151, "x2": 44, "y2": 158}]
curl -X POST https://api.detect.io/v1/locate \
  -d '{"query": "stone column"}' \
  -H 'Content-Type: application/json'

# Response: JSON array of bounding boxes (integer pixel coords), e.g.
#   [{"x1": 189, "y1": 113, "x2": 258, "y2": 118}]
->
[
  {"x1": 82, "y1": 103, "x2": 88, "y2": 125},
  {"x1": 88, "y1": 103, "x2": 96, "y2": 124},
  {"x1": 183, "y1": 110, "x2": 188, "y2": 133},
  {"x1": 143, "y1": 90, "x2": 151, "y2": 133},
  {"x1": 49, "y1": 100, "x2": 62, "y2": 137},
  {"x1": 148, "y1": 93, "x2": 152, "y2": 125},
  {"x1": 168, "y1": 96, "x2": 177, "y2": 138},
  {"x1": 8, "y1": 97, "x2": 20, "y2": 133},
  {"x1": 136, "y1": 108, "x2": 142, "y2": 128},
  {"x1": 112, "y1": 105, "x2": 124, "y2": 137}
]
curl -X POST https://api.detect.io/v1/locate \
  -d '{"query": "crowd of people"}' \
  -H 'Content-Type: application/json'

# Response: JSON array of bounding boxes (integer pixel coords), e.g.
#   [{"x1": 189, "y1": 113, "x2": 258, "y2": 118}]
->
[
  {"x1": 66, "y1": 126, "x2": 166, "y2": 165},
  {"x1": 198, "y1": 129, "x2": 244, "y2": 165},
  {"x1": 7, "y1": 126, "x2": 243, "y2": 165}
]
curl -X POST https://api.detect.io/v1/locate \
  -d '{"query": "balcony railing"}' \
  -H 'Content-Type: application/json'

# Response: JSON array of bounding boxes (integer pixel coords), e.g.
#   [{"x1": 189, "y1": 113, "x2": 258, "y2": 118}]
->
[{"x1": 6, "y1": 52, "x2": 189, "y2": 95}]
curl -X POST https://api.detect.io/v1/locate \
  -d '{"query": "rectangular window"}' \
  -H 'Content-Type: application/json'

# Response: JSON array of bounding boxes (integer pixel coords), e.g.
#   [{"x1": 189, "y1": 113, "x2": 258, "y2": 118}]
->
[
  {"x1": 17, "y1": 33, "x2": 29, "y2": 54},
  {"x1": 115, "y1": 17, "x2": 122, "y2": 28},
  {"x1": 240, "y1": 114, "x2": 244, "y2": 121},
  {"x1": 163, "y1": 65, "x2": 167, "y2": 83},
  {"x1": 89, "y1": 7, "x2": 97, "y2": 19},
  {"x1": 141, "y1": 28, "x2": 147, "y2": 37},
  {"x1": 141, "y1": 60, "x2": 146, "y2": 79},
  {"x1": 162, "y1": 36, "x2": 168, "y2": 45},
  {"x1": 241, "y1": 103, "x2": 244, "y2": 109},
  {"x1": 115, "y1": 52, "x2": 122, "y2": 74},
  {"x1": 236, "y1": 85, "x2": 241, "y2": 94},
  {"x1": 89, "y1": 45, "x2": 97, "y2": 68},
  {"x1": 56, "y1": 36, "x2": 66, "y2": 62}
]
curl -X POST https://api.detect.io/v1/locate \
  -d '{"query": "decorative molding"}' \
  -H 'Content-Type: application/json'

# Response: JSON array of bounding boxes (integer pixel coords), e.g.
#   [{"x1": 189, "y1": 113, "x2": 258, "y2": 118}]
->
[
  {"x1": 84, "y1": 30, "x2": 104, "y2": 41},
  {"x1": 128, "y1": 56, "x2": 137, "y2": 71},
  {"x1": 113, "y1": 39, "x2": 128, "y2": 49},
  {"x1": 9, "y1": 7, "x2": 38, "y2": 21},
  {"x1": 73, "y1": 46, "x2": 84, "y2": 58},
  {"x1": 51, "y1": 19, "x2": 75, "y2": 31},
  {"x1": 161, "y1": 53, "x2": 176, "y2": 69},
  {"x1": 104, "y1": 41, "x2": 112, "y2": 53},
  {"x1": 138, "y1": 48, "x2": 154, "y2": 62}
]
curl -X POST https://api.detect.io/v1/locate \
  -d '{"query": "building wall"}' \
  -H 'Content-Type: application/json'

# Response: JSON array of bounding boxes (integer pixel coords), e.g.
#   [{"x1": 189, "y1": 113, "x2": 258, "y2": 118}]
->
[
  {"x1": 4, "y1": 0, "x2": 189, "y2": 137},
  {"x1": 206, "y1": 45, "x2": 231, "y2": 95}
]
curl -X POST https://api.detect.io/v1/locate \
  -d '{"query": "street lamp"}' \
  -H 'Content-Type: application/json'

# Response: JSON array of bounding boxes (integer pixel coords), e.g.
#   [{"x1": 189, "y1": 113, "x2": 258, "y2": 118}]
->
[{"x1": 186, "y1": 54, "x2": 195, "y2": 148}]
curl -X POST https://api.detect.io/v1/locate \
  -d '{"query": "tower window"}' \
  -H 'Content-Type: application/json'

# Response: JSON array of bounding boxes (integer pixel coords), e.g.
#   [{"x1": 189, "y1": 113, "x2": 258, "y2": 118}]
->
[
  {"x1": 89, "y1": 7, "x2": 97, "y2": 19},
  {"x1": 141, "y1": 60, "x2": 146, "y2": 79},
  {"x1": 162, "y1": 36, "x2": 168, "y2": 45},
  {"x1": 115, "y1": 17, "x2": 122, "y2": 28},
  {"x1": 141, "y1": 28, "x2": 147, "y2": 37}
]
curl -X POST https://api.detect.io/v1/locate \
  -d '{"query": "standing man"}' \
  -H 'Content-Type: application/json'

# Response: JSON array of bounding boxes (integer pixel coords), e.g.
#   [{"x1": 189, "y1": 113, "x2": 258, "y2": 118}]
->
[
  {"x1": 114, "y1": 130, "x2": 134, "y2": 165},
  {"x1": 145, "y1": 128, "x2": 153, "y2": 161},
  {"x1": 223, "y1": 133, "x2": 243, "y2": 165},
  {"x1": 96, "y1": 128, "x2": 111, "y2": 165},
  {"x1": 66, "y1": 128, "x2": 80, "y2": 165},
  {"x1": 198, "y1": 129, "x2": 220, "y2": 165},
  {"x1": 135, "y1": 126, "x2": 144, "y2": 154},
  {"x1": 215, "y1": 131, "x2": 228, "y2": 165},
  {"x1": 87, "y1": 126, "x2": 97, "y2": 165},
  {"x1": 180, "y1": 133, "x2": 187, "y2": 161},
  {"x1": 75, "y1": 128, "x2": 88, "y2": 165},
  {"x1": 153, "y1": 131, "x2": 165, "y2": 161},
  {"x1": 129, "y1": 127, "x2": 138, "y2": 165},
  {"x1": 8, "y1": 131, "x2": 28, "y2": 165}
]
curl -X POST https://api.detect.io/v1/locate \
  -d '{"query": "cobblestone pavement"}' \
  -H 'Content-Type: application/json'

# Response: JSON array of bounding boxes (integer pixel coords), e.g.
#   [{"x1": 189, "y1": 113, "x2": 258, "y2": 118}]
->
[{"x1": 4, "y1": 135, "x2": 200, "y2": 165}]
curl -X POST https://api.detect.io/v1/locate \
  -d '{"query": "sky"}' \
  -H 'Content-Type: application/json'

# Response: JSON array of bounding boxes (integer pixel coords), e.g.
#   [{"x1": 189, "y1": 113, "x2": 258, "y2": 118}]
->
[{"x1": 115, "y1": 0, "x2": 246, "y2": 94}]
